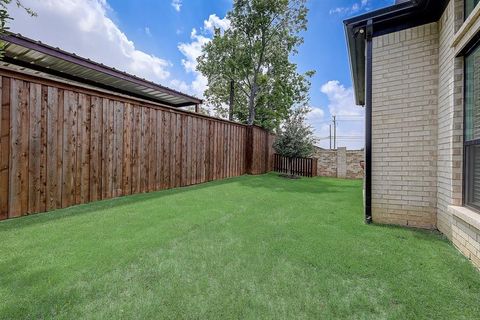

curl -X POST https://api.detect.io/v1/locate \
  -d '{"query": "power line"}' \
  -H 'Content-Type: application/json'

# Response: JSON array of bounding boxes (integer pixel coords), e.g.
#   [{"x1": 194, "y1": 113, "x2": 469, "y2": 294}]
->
[{"x1": 316, "y1": 136, "x2": 364, "y2": 141}]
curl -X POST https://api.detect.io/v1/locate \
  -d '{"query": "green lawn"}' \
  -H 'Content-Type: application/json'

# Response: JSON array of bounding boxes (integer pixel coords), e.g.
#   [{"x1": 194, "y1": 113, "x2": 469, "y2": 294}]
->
[{"x1": 0, "y1": 174, "x2": 479, "y2": 319}]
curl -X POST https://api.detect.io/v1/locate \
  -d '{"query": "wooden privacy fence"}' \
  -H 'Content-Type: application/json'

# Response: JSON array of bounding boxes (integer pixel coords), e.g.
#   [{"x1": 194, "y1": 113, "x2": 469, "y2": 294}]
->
[
  {"x1": 0, "y1": 70, "x2": 275, "y2": 220},
  {"x1": 273, "y1": 154, "x2": 318, "y2": 177}
]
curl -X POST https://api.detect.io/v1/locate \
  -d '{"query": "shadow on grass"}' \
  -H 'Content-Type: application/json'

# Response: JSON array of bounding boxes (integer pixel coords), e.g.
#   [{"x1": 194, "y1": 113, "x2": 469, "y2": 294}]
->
[
  {"x1": 0, "y1": 176, "x2": 245, "y2": 231},
  {"x1": 0, "y1": 173, "x2": 362, "y2": 232},
  {"x1": 368, "y1": 222, "x2": 448, "y2": 243}
]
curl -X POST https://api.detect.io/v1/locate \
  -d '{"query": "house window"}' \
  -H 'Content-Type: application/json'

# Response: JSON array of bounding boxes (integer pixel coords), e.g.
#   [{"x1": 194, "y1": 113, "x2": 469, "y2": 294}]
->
[
  {"x1": 465, "y1": 44, "x2": 480, "y2": 211},
  {"x1": 466, "y1": 0, "x2": 480, "y2": 19}
]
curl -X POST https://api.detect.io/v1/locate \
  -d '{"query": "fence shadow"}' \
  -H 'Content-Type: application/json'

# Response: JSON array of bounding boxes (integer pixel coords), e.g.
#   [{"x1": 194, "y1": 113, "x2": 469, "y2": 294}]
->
[
  {"x1": 0, "y1": 177, "x2": 246, "y2": 232},
  {"x1": 0, "y1": 173, "x2": 362, "y2": 232}
]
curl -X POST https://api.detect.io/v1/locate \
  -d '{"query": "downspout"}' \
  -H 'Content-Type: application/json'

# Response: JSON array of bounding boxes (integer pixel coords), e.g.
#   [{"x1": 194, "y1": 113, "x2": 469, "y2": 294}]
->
[{"x1": 365, "y1": 19, "x2": 373, "y2": 224}]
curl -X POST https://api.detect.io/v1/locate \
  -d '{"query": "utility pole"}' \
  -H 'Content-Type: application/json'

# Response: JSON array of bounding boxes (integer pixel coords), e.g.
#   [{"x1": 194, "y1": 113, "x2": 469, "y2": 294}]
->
[
  {"x1": 333, "y1": 115, "x2": 337, "y2": 150},
  {"x1": 329, "y1": 124, "x2": 332, "y2": 150}
]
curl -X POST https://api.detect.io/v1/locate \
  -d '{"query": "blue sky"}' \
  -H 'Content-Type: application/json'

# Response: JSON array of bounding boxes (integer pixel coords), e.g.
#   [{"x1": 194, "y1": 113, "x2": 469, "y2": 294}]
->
[{"x1": 9, "y1": 0, "x2": 393, "y2": 149}]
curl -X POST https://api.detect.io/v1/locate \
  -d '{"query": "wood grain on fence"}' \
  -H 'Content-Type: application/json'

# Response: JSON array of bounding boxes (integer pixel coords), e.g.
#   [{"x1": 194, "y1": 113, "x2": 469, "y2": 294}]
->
[{"x1": 0, "y1": 72, "x2": 274, "y2": 220}]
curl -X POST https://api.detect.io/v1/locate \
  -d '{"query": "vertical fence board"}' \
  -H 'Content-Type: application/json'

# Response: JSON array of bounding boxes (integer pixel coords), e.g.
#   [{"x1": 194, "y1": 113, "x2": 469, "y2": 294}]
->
[
  {"x1": 89, "y1": 96, "x2": 102, "y2": 201},
  {"x1": 61, "y1": 91, "x2": 77, "y2": 208},
  {"x1": 131, "y1": 105, "x2": 141, "y2": 194},
  {"x1": 139, "y1": 107, "x2": 148, "y2": 193},
  {"x1": 193, "y1": 116, "x2": 198, "y2": 185},
  {"x1": 38, "y1": 85, "x2": 47, "y2": 212},
  {"x1": 0, "y1": 77, "x2": 9, "y2": 219},
  {"x1": 27, "y1": 83, "x2": 42, "y2": 213},
  {"x1": 112, "y1": 101, "x2": 124, "y2": 197},
  {"x1": 169, "y1": 112, "x2": 176, "y2": 188},
  {"x1": 162, "y1": 111, "x2": 170, "y2": 189},
  {"x1": 208, "y1": 121, "x2": 214, "y2": 181},
  {"x1": 201, "y1": 120, "x2": 205, "y2": 182},
  {"x1": 183, "y1": 115, "x2": 189, "y2": 186},
  {"x1": 155, "y1": 109, "x2": 163, "y2": 190},
  {"x1": 123, "y1": 103, "x2": 133, "y2": 195},
  {"x1": 175, "y1": 114, "x2": 182, "y2": 187},
  {"x1": 9, "y1": 80, "x2": 29, "y2": 216},
  {"x1": 148, "y1": 108, "x2": 156, "y2": 192},
  {"x1": 77, "y1": 94, "x2": 91, "y2": 204},
  {"x1": 101, "y1": 99, "x2": 113, "y2": 199}
]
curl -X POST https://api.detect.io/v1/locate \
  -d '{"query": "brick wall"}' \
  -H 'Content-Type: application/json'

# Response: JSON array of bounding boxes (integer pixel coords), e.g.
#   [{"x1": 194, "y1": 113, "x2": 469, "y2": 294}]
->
[
  {"x1": 437, "y1": 0, "x2": 465, "y2": 238},
  {"x1": 450, "y1": 206, "x2": 480, "y2": 269},
  {"x1": 371, "y1": 23, "x2": 439, "y2": 229},
  {"x1": 370, "y1": 0, "x2": 480, "y2": 269},
  {"x1": 437, "y1": 0, "x2": 480, "y2": 269},
  {"x1": 314, "y1": 147, "x2": 363, "y2": 179}
]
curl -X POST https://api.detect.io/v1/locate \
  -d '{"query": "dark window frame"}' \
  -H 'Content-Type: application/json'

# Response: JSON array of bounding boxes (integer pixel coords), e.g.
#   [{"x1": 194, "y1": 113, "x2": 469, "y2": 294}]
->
[{"x1": 463, "y1": 42, "x2": 480, "y2": 213}]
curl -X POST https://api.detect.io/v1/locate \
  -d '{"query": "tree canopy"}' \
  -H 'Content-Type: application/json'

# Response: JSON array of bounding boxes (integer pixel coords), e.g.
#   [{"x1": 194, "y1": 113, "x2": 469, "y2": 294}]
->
[
  {"x1": 0, "y1": 0, "x2": 36, "y2": 56},
  {"x1": 197, "y1": 0, "x2": 314, "y2": 131}
]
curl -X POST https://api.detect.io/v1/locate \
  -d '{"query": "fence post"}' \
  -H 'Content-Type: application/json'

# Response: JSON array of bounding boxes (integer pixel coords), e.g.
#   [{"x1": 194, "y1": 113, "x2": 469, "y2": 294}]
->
[
  {"x1": 337, "y1": 147, "x2": 347, "y2": 178},
  {"x1": 245, "y1": 126, "x2": 254, "y2": 174}
]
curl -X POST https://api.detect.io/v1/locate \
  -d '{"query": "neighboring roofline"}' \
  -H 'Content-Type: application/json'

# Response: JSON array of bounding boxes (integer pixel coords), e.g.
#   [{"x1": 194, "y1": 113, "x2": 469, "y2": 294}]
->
[
  {"x1": 343, "y1": 0, "x2": 448, "y2": 106},
  {"x1": 0, "y1": 33, "x2": 203, "y2": 106}
]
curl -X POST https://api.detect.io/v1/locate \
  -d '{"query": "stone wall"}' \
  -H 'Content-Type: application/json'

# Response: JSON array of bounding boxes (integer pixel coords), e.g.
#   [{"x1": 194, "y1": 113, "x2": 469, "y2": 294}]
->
[
  {"x1": 347, "y1": 150, "x2": 365, "y2": 179},
  {"x1": 314, "y1": 147, "x2": 364, "y2": 179}
]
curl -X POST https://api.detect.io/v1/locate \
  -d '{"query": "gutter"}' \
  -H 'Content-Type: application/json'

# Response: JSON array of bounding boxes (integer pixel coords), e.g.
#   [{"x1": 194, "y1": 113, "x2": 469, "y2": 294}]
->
[{"x1": 365, "y1": 20, "x2": 373, "y2": 224}]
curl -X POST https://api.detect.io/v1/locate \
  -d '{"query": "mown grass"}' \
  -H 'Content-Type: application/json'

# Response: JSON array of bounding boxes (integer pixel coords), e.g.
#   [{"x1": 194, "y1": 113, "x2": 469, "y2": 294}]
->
[{"x1": 0, "y1": 173, "x2": 479, "y2": 319}]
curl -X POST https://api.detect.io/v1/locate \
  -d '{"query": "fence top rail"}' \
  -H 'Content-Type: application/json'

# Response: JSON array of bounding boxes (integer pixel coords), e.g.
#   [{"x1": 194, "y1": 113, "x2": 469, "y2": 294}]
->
[{"x1": 274, "y1": 154, "x2": 316, "y2": 161}]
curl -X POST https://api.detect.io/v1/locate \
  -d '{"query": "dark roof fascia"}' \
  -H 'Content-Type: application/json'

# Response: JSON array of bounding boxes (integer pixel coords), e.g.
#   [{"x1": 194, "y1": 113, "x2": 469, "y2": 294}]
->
[
  {"x1": 344, "y1": 0, "x2": 448, "y2": 106},
  {"x1": 0, "y1": 33, "x2": 203, "y2": 106}
]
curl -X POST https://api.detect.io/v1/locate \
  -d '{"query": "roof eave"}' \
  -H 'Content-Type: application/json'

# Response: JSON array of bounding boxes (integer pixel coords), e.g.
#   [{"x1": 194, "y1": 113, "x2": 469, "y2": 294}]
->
[
  {"x1": 343, "y1": 0, "x2": 448, "y2": 106},
  {"x1": 0, "y1": 33, "x2": 203, "y2": 107},
  {"x1": 344, "y1": 24, "x2": 366, "y2": 106}
]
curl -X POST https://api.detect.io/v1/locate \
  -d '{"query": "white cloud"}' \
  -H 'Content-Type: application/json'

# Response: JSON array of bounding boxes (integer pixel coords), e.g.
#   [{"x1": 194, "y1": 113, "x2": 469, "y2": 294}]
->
[
  {"x1": 306, "y1": 107, "x2": 325, "y2": 127},
  {"x1": 330, "y1": 0, "x2": 370, "y2": 15},
  {"x1": 321, "y1": 80, "x2": 363, "y2": 116},
  {"x1": 178, "y1": 29, "x2": 210, "y2": 74},
  {"x1": 203, "y1": 14, "x2": 231, "y2": 34},
  {"x1": 171, "y1": 0, "x2": 182, "y2": 12},
  {"x1": 8, "y1": 0, "x2": 171, "y2": 83},
  {"x1": 176, "y1": 15, "x2": 230, "y2": 102},
  {"x1": 307, "y1": 81, "x2": 365, "y2": 150}
]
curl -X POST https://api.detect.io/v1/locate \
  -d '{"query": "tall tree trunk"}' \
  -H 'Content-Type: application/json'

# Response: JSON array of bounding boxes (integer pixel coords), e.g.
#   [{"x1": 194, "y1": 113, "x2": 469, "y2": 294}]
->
[
  {"x1": 248, "y1": 34, "x2": 265, "y2": 126},
  {"x1": 247, "y1": 83, "x2": 257, "y2": 125},
  {"x1": 229, "y1": 80, "x2": 234, "y2": 121}
]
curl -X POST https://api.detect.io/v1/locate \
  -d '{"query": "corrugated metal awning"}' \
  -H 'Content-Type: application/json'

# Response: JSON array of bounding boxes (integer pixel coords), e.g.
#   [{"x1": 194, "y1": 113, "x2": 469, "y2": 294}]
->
[{"x1": 0, "y1": 33, "x2": 202, "y2": 107}]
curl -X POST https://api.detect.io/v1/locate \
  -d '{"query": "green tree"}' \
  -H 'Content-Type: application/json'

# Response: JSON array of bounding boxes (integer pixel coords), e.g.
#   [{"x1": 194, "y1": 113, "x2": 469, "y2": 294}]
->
[
  {"x1": 197, "y1": 0, "x2": 314, "y2": 131},
  {"x1": 273, "y1": 106, "x2": 316, "y2": 176},
  {"x1": 0, "y1": 0, "x2": 36, "y2": 56}
]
